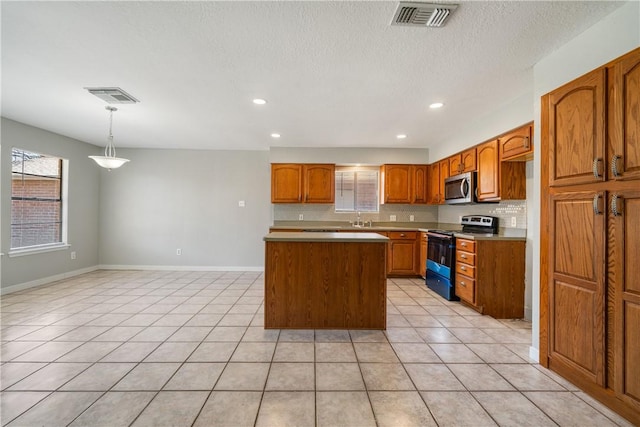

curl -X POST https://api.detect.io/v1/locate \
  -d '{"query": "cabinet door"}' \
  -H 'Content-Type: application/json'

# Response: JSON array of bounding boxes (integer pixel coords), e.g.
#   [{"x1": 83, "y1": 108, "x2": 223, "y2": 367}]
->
[
  {"x1": 428, "y1": 163, "x2": 441, "y2": 204},
  {"x1": 419, "y1": 233, "x2": 427, "y2": 278},
  {"x1": 387, "y1": 240, "x2": 417, "y2": 275},
  {"x1": 613, "y1": 189, "x2": 640, "y2": 409},
  {"x1": 477, "y1": 140, "x2": 500, "y2": 201},
  {"x1": 383, "y1": 165, "x2": 412, "y2": 203},
  {"x1": 413, "y1": 165, "x2": 428, "y2": 204},
  {"x1": 548, "y1": 68, "x2": 606, "y2": 186},
  {"x1": 438, "y1": 159, "x2": 450, "y2": 205},
  {"x1": 548, "y1": 191, "x2": 606, "y2": 386},
  {"x1": 304, "y1": 164, "x2": 335, "y2": 203},
  {"x1": 500, "y1": 124, "x2": 533, "y2": 161},
  {"x1": 271, "y1": 164, "x2": 303, "y2": 203},
  {"x1": 461, "y1": 148, "x2": 477, "y2": 172},
  {"x1": 609, "y1": 48, "x2": 640, "y2": 182},
  {"x1": 449, "y1": 154, "x2": 462, "y2": 176}
]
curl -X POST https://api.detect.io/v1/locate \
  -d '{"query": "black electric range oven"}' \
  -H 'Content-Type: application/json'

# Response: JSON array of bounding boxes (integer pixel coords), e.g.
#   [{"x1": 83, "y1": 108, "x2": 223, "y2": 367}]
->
[{"x1": 425, "y1": 215, "x2": 499, "y2": 301}]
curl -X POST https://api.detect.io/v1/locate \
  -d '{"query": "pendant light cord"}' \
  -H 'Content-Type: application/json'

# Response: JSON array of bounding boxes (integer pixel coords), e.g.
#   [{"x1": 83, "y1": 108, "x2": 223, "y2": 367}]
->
[{"x1": 105, "y1": 106, "x2": 117, "y2": 158}]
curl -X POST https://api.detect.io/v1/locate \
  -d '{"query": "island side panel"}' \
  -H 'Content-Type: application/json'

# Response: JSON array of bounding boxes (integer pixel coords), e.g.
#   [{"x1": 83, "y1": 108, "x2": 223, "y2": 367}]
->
[{"x1": 264, "y1": 240, "x2": 386, "y2": 329}]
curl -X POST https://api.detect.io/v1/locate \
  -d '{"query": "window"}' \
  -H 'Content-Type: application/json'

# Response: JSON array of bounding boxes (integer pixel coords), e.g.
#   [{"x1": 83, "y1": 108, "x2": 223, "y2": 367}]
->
[
  {"x1": 11, "y1": 148, "x2": 67, "y2": 250},
  {"x1": 335, "y1": 167, "x2": 379, "y2": 212}
]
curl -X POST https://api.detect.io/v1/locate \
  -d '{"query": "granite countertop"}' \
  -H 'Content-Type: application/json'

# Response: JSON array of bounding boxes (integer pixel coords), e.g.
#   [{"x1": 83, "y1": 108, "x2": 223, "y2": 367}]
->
[{"x1": 264, "y1": 232, "x2": 390, "y2": 243}]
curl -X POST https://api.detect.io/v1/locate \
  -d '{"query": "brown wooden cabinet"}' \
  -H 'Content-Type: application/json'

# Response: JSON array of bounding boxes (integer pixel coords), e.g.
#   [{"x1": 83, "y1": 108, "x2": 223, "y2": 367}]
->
[
  {"x1": 454, "y1": 238, "x2": 524, "y2": 318},
  {"x1": 438, "y1": 159, "x2": 450, "y2": 204},
  {"x1": 381, "y1": 164, "x2": 429, "y2": 204},
  {"x1": 449, "y1": 148, "x2": 477, "y2": 175},
  {"x1": 413, "y1": 165, "x2": 429, "y2": 204},
  {"x1": 541, "y1": 47, "x2": 640, "y2": 424},
  {"x1": 477, "y1": 139, "x2": 526, "y2": 202},
  {"x1": 500, "y1": 123, "x2": 533, "y2": 161},
  {"x1": 428, "y1": 163, "x2": 441, "y2": 204},
  {"x1": 461, "y1": 147, "x2": 477, "y2": 173},
  {"x1": 419, "y1": 232, "x2": 427, "y2": 279},
  {"x1": 386, "y1": 231, "x2": 418, "y2": 276},
  {"x1": 548, "y1": 68, "x2": 606, "y2": 187},
  {"x1": 271, "y1": 163, "x2": 334, "y2": 203}
]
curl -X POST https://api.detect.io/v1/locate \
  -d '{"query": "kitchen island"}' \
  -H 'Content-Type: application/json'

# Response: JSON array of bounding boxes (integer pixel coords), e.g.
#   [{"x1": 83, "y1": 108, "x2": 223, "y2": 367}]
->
[{"x1": 263, "y1": 232, "x2": 389, "y2": 329}]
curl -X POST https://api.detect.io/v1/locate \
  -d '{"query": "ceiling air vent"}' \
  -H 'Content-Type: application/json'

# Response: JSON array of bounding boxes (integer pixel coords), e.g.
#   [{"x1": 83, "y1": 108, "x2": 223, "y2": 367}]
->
[
  {"x1": 85, "y1": 87, "x2": 139, "y2": 104},
  {"x1": 391, "y1": 2, "x2": 457, "y2": 27}
]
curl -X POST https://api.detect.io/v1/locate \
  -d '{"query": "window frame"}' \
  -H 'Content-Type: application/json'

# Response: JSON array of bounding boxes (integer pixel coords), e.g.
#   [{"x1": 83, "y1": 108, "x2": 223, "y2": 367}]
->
[
  {"x1": 334, "y1": 166, "x2": 380, "y2": 213},
  {"x1": 9, "y1": 147, "x2": 70, "y2": 257}
]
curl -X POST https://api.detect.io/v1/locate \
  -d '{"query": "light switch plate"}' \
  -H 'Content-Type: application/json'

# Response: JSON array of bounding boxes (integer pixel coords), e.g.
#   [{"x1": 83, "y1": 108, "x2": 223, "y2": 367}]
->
[
  {"x1": 409, "y1": 215, "x2": 415, "y2": 222},
  {"x1": 299, "y1": 214, "x2": 304, "y2": 221},
  {"x1": 390, "y1": 215, "x2": 397, "y2": 222},
  {"x1": 511, "y1": 217, "x2": 517, "y2": 227},
  {"x1": 238, "y1": 200, "x2": 245, "y2": 207}
]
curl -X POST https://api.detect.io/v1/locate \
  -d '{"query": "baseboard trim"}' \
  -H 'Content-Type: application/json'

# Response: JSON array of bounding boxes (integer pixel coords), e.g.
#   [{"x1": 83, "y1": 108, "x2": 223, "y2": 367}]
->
[
  {"x1": 98, "y1": 265, "x2": 264, "y2": 272},
  {"x1": 1, "y1": 265, "x2": 99, "y2": 295},
  {"x1": 529, "y1": 346, "x2": 540, "y2": 362}
]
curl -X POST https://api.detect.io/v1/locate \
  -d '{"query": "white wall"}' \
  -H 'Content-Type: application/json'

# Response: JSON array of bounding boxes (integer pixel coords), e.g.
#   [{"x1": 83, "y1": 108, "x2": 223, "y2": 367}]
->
[
  {"x1": 529, "y1": 1, "x2": 639, "y2": 360},
  {"x1": 269, "y1": 147, "x2": 429, "y2": 164},
  {"x1": 98, "y1": 148, "x2": 271, "y2": 269},
  {"x1": 1, "y1": 118, "x2": 101, "y2": 290}
]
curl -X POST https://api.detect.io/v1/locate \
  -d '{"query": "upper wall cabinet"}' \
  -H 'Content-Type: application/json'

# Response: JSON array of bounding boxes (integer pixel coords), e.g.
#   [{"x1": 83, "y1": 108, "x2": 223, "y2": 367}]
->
[
  {"x1": 381, "y1": 164, "x2": 429, "y2": 204},
  {"x1": 449, "y1": 148, "x2": 477, "y2": 176},
  {"x1": 548, "y1": 68, "x2": 607, "y2": 187},
  {"x1": 428, "y1": 162, "x2": 442, "y2": 204},
  {"x1": 271, "y1": 163, "x2": 335, "y2": 203},
  {"x1": 477, "y1": 140, "x2": 526, "y2": 202},
  {"x1": 609, "y1": 48, "x2": 640, "y2": 182},
  {"x1": 500, "y1": 124, "x2": 533, "y2": 161}
]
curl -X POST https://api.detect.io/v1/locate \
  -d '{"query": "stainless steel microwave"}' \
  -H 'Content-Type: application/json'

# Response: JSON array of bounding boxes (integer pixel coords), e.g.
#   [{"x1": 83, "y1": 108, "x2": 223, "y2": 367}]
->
[{"x1": 444, "y1": 171, "x2": 476, "y2": 204}]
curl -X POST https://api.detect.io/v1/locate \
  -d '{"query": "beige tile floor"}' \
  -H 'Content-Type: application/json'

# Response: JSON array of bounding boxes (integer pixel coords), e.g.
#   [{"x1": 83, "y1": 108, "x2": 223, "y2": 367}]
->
[{"x1": 0, "y1": 270, "x2": 634, "y2": 427}]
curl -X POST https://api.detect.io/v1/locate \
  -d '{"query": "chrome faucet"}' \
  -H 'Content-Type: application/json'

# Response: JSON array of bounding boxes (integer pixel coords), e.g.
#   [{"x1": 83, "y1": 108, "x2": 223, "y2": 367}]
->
[{"x1": 355, "y1": 211, "x2": 363, "y2": 227}]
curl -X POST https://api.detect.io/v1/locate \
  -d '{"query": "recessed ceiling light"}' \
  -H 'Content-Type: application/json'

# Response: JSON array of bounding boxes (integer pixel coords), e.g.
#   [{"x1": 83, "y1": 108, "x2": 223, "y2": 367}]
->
[
  {"x1": 397, "y1": 134, "x2": 407, "y2": 139},
  {"x1": 429, "y1": 102, "x2": 444, "y2": 109},
  {"x1": 271, "y1": 133, "x2": 281, "y2": 138},
  {"x1": 253, "y1": 98, "x2": 267, "y2": 105}
]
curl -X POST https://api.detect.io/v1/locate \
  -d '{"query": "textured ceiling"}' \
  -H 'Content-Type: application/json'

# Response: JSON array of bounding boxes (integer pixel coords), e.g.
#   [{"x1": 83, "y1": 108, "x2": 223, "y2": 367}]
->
[{"x1": 1, "y1": 1, "x2": 626, "y2": 151}]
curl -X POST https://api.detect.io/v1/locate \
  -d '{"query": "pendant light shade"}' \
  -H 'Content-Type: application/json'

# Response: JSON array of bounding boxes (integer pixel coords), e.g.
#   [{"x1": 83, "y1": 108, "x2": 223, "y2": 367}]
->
[{"x1": 89, "y1": 106, "x2": 130, "y2": 170}]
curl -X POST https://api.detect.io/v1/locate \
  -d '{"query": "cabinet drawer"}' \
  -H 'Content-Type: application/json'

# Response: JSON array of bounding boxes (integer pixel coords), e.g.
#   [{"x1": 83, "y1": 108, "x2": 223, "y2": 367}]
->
[
  {"x1": 456, "y1": 239, "x2": 476, "y2": 252},
  {"x1": 456, "y1": 263, "x2": 476, "y2": 278},
  {"x1": 456, "y1": 250, "x2": 476, "y2": 266},
  {"x1": 388, "y1": 231, "x2": 417, "y2": 240},
  {"x1": 455, "y1": 274, "x2": 475, "y2": 304}
]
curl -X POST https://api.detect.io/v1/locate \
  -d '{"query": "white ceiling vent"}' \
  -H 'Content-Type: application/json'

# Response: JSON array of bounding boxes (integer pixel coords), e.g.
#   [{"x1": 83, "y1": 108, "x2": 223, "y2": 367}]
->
[
  {"x1": 85, "y1": 87, "x2": 139, "y2": 104},
  {"x1": 391, "y1": 2, "x2": 458, "y2": 28}
]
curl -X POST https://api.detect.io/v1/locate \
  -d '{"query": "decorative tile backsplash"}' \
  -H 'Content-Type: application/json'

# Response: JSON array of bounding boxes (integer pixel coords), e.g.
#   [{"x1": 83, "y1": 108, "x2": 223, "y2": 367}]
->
[{"x1": 273, "y1": 200, "x2": 526, "y2": 229}]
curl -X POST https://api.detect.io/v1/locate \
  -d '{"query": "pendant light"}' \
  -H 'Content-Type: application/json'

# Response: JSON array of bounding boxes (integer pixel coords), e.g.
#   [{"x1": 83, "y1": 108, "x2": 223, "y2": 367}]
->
[{"x1": 89, "y1": 106, "x2": 130, "y2": 170}]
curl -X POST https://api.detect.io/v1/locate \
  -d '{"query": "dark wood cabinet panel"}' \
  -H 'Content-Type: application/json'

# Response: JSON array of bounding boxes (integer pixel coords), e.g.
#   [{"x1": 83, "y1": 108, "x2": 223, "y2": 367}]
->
[
  {"x1": 548, "y1": 68, "x2": 607, "y2": 187},
  {"x1": 387, "y1": 231, "x2": 418, "y2": 276}
]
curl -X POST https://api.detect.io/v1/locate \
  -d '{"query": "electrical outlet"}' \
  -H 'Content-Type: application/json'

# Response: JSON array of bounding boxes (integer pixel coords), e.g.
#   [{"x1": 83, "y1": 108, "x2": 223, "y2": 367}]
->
[
  {"x1": 390, "y1": 215, "x2": 397, "y2": 222},
  {"x1": 238, "y1": 200, "x2": 245, "y2": 207},
  {"x1": 409, "y1": 215, "x2": 415, "y2": 222},
  {"x1": 298, "y1": 214, "x2": 304, "y2": 221},
  {"x1": 70, "y1": 251, "x2": 76, "y2": 260},
  {"x1": 511, "y1": 217, "x2": 517, "y2": 227},
  {"x1": 176, "y1": 248, "x2": 182, "y2": 256}
]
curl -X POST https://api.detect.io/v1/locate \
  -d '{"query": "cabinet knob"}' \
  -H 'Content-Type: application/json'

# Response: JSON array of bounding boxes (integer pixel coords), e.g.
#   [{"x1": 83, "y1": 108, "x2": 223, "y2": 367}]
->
[
  {"x1": 460, "y1": 281, "x2": 466, "y2": 287},
  {"x1": 460, "y1": 266, "x2": 466, "y2": 271},
  {"x1": 400, "y1": 233, "x2": 406, "y2": 237},
  {"x1": 523, "y1": 136, "x2": 530, "y2": 150},
  {"x1": 461, "y1": 254, "x2": 467, "y2": 259},
  {"x1": 461, "y1": 242, "x2": 467, "y2": 247}
]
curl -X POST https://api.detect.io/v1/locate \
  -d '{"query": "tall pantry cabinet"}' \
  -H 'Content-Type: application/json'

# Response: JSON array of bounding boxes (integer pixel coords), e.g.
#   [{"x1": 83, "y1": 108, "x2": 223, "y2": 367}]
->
[{"x1": 541, "y1": 47, "x2": 640, "y2": 424}]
